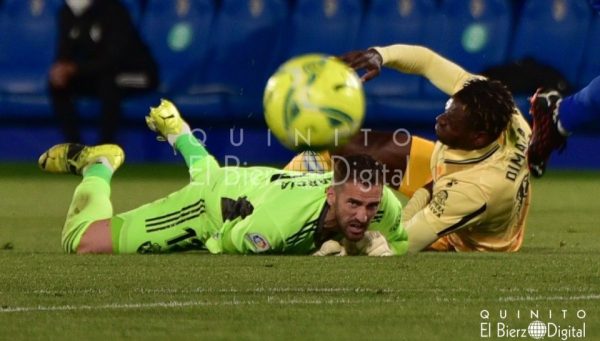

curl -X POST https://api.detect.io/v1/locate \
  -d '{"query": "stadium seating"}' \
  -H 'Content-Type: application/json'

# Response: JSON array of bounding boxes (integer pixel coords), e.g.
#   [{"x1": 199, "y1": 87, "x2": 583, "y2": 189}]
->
[
  {"x1": 0, "y1": 0, "x2": 61, "y2": 118},
  {"x1": 422, "y1": 0, "x2": 514, "y2": 98},
  {"x1": 188, "y1": 0, "x2": 289, "y2": 123},
  {"x1": 123, "y1": 0, "x2": 222, "y2": 120},
  {"x1": 357, "y1": 0, "x2": 438, "y2": 99},
  {"x1": 510, "y1": 0, "x2": 592, "y2": 88},
  {"x1": 2, "y1": 0, "x2": 600, "y2": 163},
  {"x1": 284, "y1": 0, "x2": 364, "y2": 58},
  {"x1": 138, "y1": 0, "x2": 215, "y2": 95},
  {"x1": 355, "y1": 0, "x2": 440, "y2": 125}
]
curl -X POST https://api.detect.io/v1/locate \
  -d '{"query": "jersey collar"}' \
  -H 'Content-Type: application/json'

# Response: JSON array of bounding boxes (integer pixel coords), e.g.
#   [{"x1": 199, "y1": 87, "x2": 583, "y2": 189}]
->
[
  {"x1": 314, "y1": 201, "x2": 340, "y2": 247},
  {"x1": 434, "y1": 141, "x2": 501, "y2": 179},
  {"x1": 443, "y1": 142, "x2": 500, "y2": 165}
]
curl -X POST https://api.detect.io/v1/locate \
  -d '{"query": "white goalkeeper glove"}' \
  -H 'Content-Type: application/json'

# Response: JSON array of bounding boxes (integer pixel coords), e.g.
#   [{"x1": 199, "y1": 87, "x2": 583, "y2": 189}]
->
[
  {"x1": 343, "y1": 231, "x2": 393, "y2": 256},
  {"x1": 312, "y1": 240, "x2": 346, "y2": 256}
]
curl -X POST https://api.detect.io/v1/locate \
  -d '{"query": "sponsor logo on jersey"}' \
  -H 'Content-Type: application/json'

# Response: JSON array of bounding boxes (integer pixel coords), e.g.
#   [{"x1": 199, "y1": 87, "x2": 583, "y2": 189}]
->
[
  {"x1": 430, "y1": 190, "x2": 448, "y2": 218},
  {"x1": 247, "y1": 233, "x2": 270, "y2": 252}
]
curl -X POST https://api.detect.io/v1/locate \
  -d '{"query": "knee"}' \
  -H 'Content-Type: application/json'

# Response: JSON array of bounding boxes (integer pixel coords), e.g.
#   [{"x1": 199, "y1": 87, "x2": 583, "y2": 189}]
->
[{"x1": 76, "y1": 219, "x2": 113, "y2": 254}]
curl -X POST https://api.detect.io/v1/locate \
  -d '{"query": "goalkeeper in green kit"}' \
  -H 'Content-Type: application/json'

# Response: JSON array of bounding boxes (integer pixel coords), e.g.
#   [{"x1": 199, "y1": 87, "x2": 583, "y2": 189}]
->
[{"x1": 38, "y1": 99, "x2": 408, "y2": 256}]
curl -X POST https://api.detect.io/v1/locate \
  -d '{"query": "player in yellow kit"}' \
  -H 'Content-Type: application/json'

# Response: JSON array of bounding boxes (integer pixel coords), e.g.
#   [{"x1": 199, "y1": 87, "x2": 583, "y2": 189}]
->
[{"x1": 287, "y1": 44, "x2": 531, "y2": 253}]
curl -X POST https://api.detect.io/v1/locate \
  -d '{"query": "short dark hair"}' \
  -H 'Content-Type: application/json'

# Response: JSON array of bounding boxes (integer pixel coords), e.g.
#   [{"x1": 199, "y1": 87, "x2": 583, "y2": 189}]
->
[
  {"x1": 332, "y1": 154, "x2": 384, "y2": 187},
  {"x1": 453, "y1": 78, "x2": 515, "y2": 140}
]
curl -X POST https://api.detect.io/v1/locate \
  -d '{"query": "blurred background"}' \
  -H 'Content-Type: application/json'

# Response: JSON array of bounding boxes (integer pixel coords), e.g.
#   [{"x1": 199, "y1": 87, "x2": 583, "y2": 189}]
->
[{"x1": 0, "y1": 0, "x2": 599, "y2": 168}]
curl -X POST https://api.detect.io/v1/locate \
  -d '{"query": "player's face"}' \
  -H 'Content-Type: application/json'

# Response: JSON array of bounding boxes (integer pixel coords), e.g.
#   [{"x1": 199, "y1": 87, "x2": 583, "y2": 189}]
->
[
  {"x1": 329, "y1": 181, "x2": 383, "y2": 241},
  {"x1": 435, "y1": 98, "x2": 477, "y2": 149}
]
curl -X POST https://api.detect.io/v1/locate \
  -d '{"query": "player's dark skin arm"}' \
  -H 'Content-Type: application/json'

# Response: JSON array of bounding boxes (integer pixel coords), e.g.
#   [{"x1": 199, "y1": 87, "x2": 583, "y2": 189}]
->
[
  {"x1": 339, "y1": 49, "x2": 383, "y2": 82},
  {"x1": 331, "y1": 131, "x2": 412, "y2": 188},
  {"x1": 333, "y1": 49, "x2": 413, "y2": 188}
]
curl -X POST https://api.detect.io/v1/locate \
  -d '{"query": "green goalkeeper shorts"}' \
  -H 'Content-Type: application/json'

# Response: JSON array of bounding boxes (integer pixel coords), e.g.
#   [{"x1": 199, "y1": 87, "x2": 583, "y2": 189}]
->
[{"x1": 110, "y1": 181, "x2": 224, "y2": 254}]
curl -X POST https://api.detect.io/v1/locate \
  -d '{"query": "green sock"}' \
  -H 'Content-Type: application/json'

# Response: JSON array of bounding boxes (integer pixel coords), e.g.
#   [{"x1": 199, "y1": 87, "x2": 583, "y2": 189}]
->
[
  {"x1": 83, "y1": 163, "x2": 113, "y2": 184},
  {"x1": 175, "y1": 133, "x2": 209, "y2": 167},
  {"x1": 62, "y1": 176, "x2": 113, "y2": 253}
]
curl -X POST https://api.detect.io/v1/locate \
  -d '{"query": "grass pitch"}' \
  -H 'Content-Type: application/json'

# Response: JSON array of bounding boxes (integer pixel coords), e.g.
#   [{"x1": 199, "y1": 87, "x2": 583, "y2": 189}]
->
[{"x1": 1, "y1": 164, "x2": 599, "y2": 340}]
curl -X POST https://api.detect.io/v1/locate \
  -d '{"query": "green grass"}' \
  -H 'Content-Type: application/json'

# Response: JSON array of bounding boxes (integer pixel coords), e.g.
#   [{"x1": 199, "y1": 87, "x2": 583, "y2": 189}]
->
[{"x1": 1, "y1": 164, "x2": 599, "y2": 340}]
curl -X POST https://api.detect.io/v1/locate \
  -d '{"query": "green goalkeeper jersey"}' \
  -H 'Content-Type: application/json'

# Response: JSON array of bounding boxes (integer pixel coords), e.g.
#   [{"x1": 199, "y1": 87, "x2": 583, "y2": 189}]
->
[
  {"x1": 112, "y1": 154, "x2": 407, "y2": 255},
  {"x1": 204, "y1": 167, "x2": 408, "y2": 255}
]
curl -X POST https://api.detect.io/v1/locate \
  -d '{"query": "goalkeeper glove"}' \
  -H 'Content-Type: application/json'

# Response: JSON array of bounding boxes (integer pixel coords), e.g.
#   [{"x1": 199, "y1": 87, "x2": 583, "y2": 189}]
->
[
  {"x1": 312, "y1": 240, "x2": 345, "y2": 256},
  {"x1": 343, "y1": 231, "x2": 393, "y2": 256}
]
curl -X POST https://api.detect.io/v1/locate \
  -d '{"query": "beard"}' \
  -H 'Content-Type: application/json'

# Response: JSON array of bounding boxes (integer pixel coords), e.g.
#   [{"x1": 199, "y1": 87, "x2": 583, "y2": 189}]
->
[{"x1": 336, "y1": 212, "x2": 368, "y2": 241}]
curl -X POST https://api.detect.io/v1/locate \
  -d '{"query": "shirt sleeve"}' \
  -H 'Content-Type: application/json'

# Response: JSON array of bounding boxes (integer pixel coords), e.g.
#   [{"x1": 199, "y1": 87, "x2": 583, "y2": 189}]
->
[
  {"x1": 368, "y1": 188, "x2": 408, "y2": 255},
  {"x1": 220, "y1": 208, "x2": 286, "y2": 254},
  {"x1": 404, "y1": 183, "x2": 487, "y2": 253},
  {"x1": 372, "y1": 44, "x2": 480, "y2": 96}
]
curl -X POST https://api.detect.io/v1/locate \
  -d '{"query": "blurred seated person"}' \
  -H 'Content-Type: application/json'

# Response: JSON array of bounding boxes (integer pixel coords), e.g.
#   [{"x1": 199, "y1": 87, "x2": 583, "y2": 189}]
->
[{"x1": 49, "y1": 0, "x2": 158, "y2": 143}]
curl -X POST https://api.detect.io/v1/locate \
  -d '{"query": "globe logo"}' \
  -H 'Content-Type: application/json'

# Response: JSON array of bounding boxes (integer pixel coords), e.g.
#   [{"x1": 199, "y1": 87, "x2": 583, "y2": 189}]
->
[{"x1": 528, "y1": 320, "x2": 547, "y2": 339}]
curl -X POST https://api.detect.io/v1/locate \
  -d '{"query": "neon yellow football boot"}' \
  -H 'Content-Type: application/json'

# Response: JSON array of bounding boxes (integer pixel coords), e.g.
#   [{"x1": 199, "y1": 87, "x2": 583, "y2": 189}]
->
[
  {"x1": 38, "y1": 143, "x2": 125, "y2": 175},
  {"x1": 145, "y1": 98, "x2": 191, "y2": 144}
]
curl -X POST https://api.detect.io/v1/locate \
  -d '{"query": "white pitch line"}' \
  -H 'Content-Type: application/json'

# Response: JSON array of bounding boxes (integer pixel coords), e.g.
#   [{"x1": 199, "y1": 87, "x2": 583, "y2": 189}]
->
[
  {"x1": 4, "y1": 294, "x2": 599, "y2": 313},
  {"x1": 0, "y1": 298, "x2": 401, "y2": 314},
  {"x1": 0, "y1": 300, "x2": 247, "y2": 313},
  {"x1": 499, "y1": 294, "x2": 600, "y2": 302},
  {"x1": 13, "y1": 287, "x2": 468, "y2": 295},
  {"x1": 134, "y1": 287, "x2": 403, "y2": 294}
]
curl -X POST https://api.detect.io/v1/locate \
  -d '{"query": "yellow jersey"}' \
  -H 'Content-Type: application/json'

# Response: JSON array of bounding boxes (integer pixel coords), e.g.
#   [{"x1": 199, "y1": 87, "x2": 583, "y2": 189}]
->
[{"x1": 374, "y1": 44, "x2": 532, "y2": 252}]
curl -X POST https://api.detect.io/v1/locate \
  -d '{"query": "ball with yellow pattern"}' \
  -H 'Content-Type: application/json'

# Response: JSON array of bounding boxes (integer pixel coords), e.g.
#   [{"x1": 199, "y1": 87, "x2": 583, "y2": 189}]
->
[{"x1": 263, "y1": 54, "x2": 365, "y2": 151}]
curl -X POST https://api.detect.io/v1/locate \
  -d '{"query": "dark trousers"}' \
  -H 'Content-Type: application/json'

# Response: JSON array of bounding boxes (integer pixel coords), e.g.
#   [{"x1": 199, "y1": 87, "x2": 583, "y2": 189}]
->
[
  {"x1": 50, "y1": 73, "x2": 121, "y2": 143},
  {"x1": 49, "y1": 71, "x2": 157, "y2": 144}
]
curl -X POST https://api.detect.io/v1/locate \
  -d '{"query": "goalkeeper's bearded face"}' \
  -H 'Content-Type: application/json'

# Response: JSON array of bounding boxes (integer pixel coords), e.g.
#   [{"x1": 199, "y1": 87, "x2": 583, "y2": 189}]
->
[{"x1": 327, "y1": 181, "x2": 383, "y2": 241}]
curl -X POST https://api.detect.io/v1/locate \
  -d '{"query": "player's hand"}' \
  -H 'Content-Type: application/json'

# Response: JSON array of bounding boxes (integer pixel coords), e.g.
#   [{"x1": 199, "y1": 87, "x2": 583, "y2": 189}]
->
[
  {"x1": 312, "y1": 240, "x2": 345, "y2": 256},
  {"x1": 338, "y1": 49, "x2": 383, "y2": 82},
  {"x1": 49, "y1": 61, "x2": 77, "y2": 88},
  {"x1": 343, "y1": 231, "x2": 393, "y2": 256}
]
